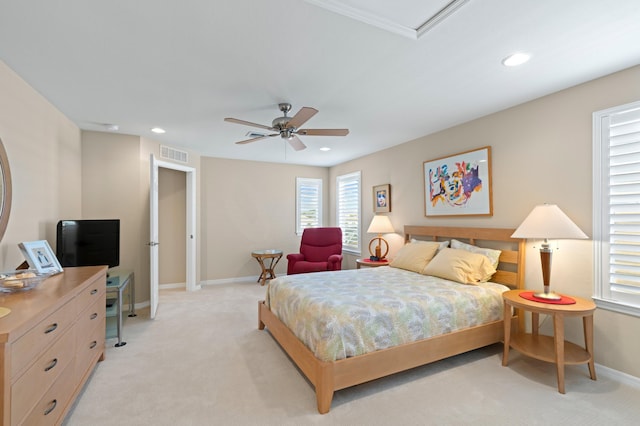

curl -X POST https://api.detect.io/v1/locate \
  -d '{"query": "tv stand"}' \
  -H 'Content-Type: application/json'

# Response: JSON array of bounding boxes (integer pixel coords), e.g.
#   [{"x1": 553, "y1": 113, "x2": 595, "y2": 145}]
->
[{"x1": 105, "y1": 269, "x2": 136, "y2": 347}]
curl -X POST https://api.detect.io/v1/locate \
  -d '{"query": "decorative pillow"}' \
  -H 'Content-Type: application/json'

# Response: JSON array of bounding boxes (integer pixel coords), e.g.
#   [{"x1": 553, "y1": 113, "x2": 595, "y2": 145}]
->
[
  {"x1": 389, "y1": 241, "x2": 440, "y2": 273},
  {"x1": 450, "y1": 239, "x2": 501, "y2": 269},
  {"x1": 422, "y1": 248, "x2": 497, "y2": 284},
  {"x1": 411, "y1": 238, "x2": 449, "y2": 252}
]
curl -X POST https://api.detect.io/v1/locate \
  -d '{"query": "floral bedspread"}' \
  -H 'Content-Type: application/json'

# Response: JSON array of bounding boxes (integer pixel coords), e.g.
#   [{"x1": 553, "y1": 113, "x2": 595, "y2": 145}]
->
[{"x1": 266, "y1": 266, "x2": 509, "y2": 362}]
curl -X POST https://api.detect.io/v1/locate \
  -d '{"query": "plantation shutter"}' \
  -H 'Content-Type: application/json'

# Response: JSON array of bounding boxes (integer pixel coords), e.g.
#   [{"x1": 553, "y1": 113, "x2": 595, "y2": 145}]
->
[
  {"x1": 594, "y1": 100, "x2": 640, "y2": 314},
  {"x1": 296, "y1": 178, "x2": 322, "y2": 235},
  {"x1": 337, "y1": 171, "x2": 361, "y2": 252}
]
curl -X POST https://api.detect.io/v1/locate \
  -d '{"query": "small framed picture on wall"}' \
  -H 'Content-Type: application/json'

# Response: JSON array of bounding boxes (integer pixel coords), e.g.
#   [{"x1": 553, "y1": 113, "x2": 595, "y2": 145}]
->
[{"x1": 373, "y1": 184, "x2": 391, "y2": 213}]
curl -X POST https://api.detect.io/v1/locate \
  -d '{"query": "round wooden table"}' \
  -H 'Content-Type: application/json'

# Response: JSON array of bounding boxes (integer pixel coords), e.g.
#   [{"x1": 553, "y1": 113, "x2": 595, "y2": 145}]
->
[
  {"x1": 502, "y1": 289, "x2": 596, "y2": 394},
  {"x1": 251, "y1": 250, "x2": 283, "y2": 285}
]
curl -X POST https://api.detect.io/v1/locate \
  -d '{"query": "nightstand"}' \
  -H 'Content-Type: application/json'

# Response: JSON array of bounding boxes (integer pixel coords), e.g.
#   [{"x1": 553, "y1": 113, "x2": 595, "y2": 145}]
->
[
  {"x1": 502, "y1": 289, "x2": 597, "y2": 393},
  {"x1": 356, "y1": 258, "x2": 389, "y2": 269}
]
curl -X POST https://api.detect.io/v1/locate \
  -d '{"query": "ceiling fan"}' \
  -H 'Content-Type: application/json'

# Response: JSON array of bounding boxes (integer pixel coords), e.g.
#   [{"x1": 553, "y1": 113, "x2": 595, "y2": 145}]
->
[{"x1": 224, "y1": 103, "x2": 349, "y2": 151}]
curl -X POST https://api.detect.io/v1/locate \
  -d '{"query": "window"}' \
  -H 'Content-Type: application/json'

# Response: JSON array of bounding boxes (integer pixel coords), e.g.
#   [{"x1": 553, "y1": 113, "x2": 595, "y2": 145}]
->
[
  {"x1": 593, "y1": 100, "x2": 640, "y2": 317},
  {"x1": 336, "y1": 171, "x2": 361, "y2": 253},
  {"x1": 296, "y1": 177, "x2": 322, "y2": 235}
]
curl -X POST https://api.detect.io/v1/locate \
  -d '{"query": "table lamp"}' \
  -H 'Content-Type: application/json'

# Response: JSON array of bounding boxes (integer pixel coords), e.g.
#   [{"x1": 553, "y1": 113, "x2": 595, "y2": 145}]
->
[
  {"x1": 511, "y1": 204, "x2": 587, "y2": 300},
  {"x1": 367, "y1": 215, "x2": 394, "y2": 260}
]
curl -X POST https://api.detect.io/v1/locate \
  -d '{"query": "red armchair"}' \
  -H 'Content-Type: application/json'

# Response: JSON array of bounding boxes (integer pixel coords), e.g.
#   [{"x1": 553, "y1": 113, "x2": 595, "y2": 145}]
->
[{"x1": 287, "y1": 227, "x2": 343, "y2": 275}]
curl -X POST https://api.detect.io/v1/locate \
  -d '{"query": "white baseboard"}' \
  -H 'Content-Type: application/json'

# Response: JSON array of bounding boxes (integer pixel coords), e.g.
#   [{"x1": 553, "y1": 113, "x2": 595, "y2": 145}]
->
[
  {"x1": 596, "y1": 362, "x2": 640, "y2": 389},
  {"x1": 159, "y1": 282, "x2": 187, "y2": 290},
  {"x1": 200, "y1": 276, "x2": 258, "y2": 286}
]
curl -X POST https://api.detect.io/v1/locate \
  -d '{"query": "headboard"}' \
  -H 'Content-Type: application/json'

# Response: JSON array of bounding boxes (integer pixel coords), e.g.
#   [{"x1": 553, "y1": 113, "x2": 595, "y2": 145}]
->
[{"x1": 403, "y1": 225, "x2": 525, "y2": 289}]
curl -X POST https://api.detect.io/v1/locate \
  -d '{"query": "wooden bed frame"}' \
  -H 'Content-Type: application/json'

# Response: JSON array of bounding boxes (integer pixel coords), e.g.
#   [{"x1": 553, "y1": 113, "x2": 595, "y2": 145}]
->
[{"x1": 258, "y1": 226, "x2": 525, "y2": 414}]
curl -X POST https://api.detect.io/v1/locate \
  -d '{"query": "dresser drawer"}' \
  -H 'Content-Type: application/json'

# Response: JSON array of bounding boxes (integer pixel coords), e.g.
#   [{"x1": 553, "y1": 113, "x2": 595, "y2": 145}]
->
[
  {"x1": 11, "y1": 326, "x2": 75, "y2": 425},
  {"x1": 19, "y1": 360, "x2": 76, "y2": 426},
  {"x1": 76, "y1": 294, "x2": 105, "y2": 343},
  {"x1": 75, "y1": 315, "x2": 105, "y2": 384},
  {"x1": 11, "y1": 298, "x2": 76, "y2": 378},
  {"x1": 75, "y1": 275, "x2": 106, "y2": 310}
]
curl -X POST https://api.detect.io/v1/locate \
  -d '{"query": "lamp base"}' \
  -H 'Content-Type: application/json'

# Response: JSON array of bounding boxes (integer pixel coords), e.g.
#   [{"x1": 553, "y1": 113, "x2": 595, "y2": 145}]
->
[{"x1": 533, "y1": 291, "x2": 562, "y2": 301}]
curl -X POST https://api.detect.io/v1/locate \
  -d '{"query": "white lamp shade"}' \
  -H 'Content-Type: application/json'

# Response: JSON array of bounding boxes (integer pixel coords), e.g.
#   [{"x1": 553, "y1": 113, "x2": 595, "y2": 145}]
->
[
  {"x1": 511, "y1": 204, "x2": 588, "y2": 240},
  {"x1": 367, "y1": 215, "x2": 394, "y2": 234}
]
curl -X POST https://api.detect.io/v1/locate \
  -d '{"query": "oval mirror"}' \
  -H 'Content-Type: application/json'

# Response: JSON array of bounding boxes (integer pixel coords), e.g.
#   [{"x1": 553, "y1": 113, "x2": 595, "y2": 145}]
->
[{"x1": 0, "y1": 137, "x2": 12, "y2": 242}]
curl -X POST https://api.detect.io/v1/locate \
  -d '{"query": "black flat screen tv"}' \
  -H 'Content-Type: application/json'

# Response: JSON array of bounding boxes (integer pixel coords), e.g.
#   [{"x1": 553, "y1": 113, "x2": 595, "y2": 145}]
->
[{"x1": 56, "y1": 219, "x2": 120, "y2": 268}]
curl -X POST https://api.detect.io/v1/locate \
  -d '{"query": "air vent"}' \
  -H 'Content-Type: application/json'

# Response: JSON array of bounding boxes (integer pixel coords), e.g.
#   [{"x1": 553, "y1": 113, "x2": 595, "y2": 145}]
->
[
  {"x1": 246, "y1": 131, "x2": 267, "y2": 138},
  {"x1": 160, "y1": 145, "x2": 188, "y2": 163}
]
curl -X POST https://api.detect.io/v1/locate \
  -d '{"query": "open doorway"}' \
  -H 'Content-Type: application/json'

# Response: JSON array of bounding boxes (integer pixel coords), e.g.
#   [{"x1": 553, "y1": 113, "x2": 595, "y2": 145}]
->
[
  {"x1": 149, "y1": 155, "x2": 196, "y2": 319},
  {"x1": 158, "y1": 168, "x2": 187, "y2": 289}
]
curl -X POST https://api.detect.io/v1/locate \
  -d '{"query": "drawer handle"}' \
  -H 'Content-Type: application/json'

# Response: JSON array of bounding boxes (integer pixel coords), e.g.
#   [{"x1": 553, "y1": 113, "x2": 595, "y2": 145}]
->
[
  {"x1": 89, "y1": 340, "x2": 97, "y2": 349},
  {"x1": 44, "y1": 323, "x2": 58, "y2": 334},
  {"x1": 44, "y1": 399, "x2": 57, "y2": 416},
  {"x1": 90, "y1": 312, "x2": 98, "y2": 320},
  {"x1": 44, "y1": 358, "x2": 58, "y2": 372},
  {"x1": 91, "y1": 288, "x2": 98, "y2": 295}
]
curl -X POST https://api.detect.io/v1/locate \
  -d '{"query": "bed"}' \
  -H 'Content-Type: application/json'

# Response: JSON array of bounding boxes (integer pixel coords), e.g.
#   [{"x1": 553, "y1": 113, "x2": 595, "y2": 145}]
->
[{"x1": 258, "y1": 226, "x2": 525, "y2": 413}]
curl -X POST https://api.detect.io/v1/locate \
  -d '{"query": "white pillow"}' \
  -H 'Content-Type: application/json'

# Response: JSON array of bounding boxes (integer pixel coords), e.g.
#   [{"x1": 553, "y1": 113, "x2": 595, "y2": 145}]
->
[
  {"x1": 450, "y1": 239, "x2": 501, "y2": 269},
  {"x1": 411, "y1": 238, "x2": 449, "y2": 252}
]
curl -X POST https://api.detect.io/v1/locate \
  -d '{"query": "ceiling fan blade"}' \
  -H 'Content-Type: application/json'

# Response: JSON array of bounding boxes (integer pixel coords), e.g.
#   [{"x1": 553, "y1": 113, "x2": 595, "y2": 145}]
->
[
  {"x1": 234, "y1": 134, "x2": 277, "y2": 145},
  {"x1": 297, "y1": 128, "x2": 349, "y2": 136},
  {"x1": 286, "y1": 107, "x2": 318, "y2": 129},
  {"x1": 287, "y1": 135, "x2": 306, "y2": 151},
  {"x1": 224, "y1": 117, "x2": 274, "y2": 131}
]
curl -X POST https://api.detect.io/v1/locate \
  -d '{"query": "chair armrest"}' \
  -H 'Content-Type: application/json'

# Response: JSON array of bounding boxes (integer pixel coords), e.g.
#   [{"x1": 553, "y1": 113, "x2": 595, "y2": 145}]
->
[
  {"x1": 327, "y1": 254, "x2": 343, "y2": 271},
  {"x1": 287, "y1": 253, "x2": 305, "y2": 262},
  {"x1": 287, "y1": 253, "x2": 305, "y2": 275}
]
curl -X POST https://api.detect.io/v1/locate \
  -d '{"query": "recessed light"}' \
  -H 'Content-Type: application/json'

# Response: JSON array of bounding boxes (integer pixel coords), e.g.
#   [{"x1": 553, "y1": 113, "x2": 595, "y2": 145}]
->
[
  {"x1": 320, "y1": 147, "x2": 331, "y2": 152},
  {"x1": 502, "y1": 52, "x2": 531, "y2": 67},
  {"x1": 151, "y1": 127, "x2": 166, "y2": 134}
]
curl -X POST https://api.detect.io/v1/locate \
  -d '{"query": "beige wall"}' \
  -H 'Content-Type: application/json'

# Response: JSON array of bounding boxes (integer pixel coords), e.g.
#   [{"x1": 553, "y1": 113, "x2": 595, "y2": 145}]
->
[
  {"x1": 0, "y1": 61, "x2": 82, "y2": 270},
  {"x1": 159, "y1": 168, "x2": 186, "y2": 285},
  {"x1": 2, "y1": 55, "x2": 639, "y2": 379},
  {"x1": 330, "y1": 65, "x2": 640, "y2": 378},
  {"x1": 81, "y1": 131, "x2": 201, "y2": 303},
  {"x1": 200, "y1": 157, "x2": 328, "y2": 280}
]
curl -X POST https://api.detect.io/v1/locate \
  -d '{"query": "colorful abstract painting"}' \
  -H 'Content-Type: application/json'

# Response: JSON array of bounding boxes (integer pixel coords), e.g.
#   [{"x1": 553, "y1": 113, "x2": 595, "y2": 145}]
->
[{"x1": 423, "y1": 146, "x2": 492, "y2": 216}]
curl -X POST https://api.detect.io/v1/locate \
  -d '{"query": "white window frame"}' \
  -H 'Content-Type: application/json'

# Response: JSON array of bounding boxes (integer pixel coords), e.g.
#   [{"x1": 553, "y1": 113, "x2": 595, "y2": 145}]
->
[
  {"x1": 336, "y1": 171, "x2": 361, "y2": 254},
  {"x1": 593, "y1": 100, "x2": 640, "y2": 317},
  {"x1": 296, "y1": 177, "x2": 323, "y2": 236}
]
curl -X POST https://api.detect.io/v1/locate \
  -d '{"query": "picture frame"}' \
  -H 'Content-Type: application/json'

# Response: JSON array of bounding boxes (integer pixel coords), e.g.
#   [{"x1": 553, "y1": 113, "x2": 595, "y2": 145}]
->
[
  {"x1": 18, "y1": 240, "x2": 63, "y2": 274},
  {"x1": 373, "y1": 184, "x2": 391, "y2": 213},
  {"x1": 423, "y1": 146, "x2": 493, "y2": 217}
]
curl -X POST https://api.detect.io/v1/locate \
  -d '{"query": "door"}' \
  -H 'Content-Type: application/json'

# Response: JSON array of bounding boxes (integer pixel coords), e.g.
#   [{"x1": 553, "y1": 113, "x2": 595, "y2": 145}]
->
[
  {"x1": 149, "y1": 154, "x2": 197, "y2": 319},
  {"x1": 149, "y1": 155, "x2": 160, "y2": 318}
]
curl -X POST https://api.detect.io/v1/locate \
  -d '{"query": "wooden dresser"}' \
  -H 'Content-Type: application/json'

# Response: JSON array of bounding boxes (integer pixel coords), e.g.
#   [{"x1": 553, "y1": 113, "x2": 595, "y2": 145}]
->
[{"x1": 0, "y1": 266, "x2": 107, "y2": 426}]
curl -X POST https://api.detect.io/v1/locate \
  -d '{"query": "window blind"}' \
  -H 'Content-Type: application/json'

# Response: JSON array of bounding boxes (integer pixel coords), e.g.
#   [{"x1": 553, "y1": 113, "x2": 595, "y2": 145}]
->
[
  {"x1": 337, "y1": 171, "x2": 361, "y2": 252},
  {"x1": 608, "y1": 106, "x2": 640, "y2": 293},
  {"x1": 594, "y1": 100, "x2": 640, "y2": 316},
  {"x1": 296, "y1": 178, "x2": 322, "y2": 235}
]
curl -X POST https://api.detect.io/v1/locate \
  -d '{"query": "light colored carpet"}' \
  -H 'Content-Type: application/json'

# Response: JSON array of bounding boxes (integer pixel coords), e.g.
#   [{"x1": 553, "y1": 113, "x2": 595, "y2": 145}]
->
[{"x1": 64, "y1": 282, "x2": 640, "y2": 425}]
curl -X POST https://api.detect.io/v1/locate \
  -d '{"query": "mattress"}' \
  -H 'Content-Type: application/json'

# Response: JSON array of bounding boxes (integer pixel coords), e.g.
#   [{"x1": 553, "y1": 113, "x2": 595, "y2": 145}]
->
[{"x1": 266, "y1": 266, "x2": 509, "y2": 362}]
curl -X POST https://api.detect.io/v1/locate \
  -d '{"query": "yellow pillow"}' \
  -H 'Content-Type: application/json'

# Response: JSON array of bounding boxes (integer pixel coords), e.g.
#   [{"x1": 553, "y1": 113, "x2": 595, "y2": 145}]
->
[
  {"x1": 389, "y1": 242, "x2": 440, "y2": 273},
  {"x1": 422, "y1": 248, "x2": 496, "y2": 284}
]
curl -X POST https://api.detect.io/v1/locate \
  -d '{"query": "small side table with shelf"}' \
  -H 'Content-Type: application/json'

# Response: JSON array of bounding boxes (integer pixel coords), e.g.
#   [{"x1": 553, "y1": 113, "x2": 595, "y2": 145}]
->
[
  {"x1": 356, "y1": 258, "x2": 389, "y2": 269},
  {"x1": 251, "y1": 250, "x2": 283, "y2": 286},
  {"x1": 106, "y1": 269, "x2": 136, "y2": 347},
  {"x1": 502, "y1": 289, "x2": 596, "y2": 393}
]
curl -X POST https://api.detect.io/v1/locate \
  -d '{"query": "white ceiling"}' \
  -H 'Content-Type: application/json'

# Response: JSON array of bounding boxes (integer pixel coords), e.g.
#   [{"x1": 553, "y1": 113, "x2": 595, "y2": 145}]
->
[{"x1": 1, "y1": 0, "x2": 639, "y2": 167}]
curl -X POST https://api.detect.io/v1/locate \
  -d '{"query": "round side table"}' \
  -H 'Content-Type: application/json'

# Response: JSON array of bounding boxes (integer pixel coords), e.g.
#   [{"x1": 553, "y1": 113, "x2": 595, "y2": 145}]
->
[{"x1": 251, "y1": 250, "x2": 283, "y2": 285}]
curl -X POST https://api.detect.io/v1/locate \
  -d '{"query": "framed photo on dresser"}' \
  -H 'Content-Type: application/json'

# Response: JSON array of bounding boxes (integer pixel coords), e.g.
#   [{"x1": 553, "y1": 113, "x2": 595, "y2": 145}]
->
[{"x1": 18, "y1": 240, "x2": 63, "y2": 274}]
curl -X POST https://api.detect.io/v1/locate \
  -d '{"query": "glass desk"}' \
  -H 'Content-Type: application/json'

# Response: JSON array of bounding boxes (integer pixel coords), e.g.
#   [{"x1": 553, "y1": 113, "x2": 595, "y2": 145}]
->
[{"x1": 106, "y1": 269, "x2": 136, "y2": 347}]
